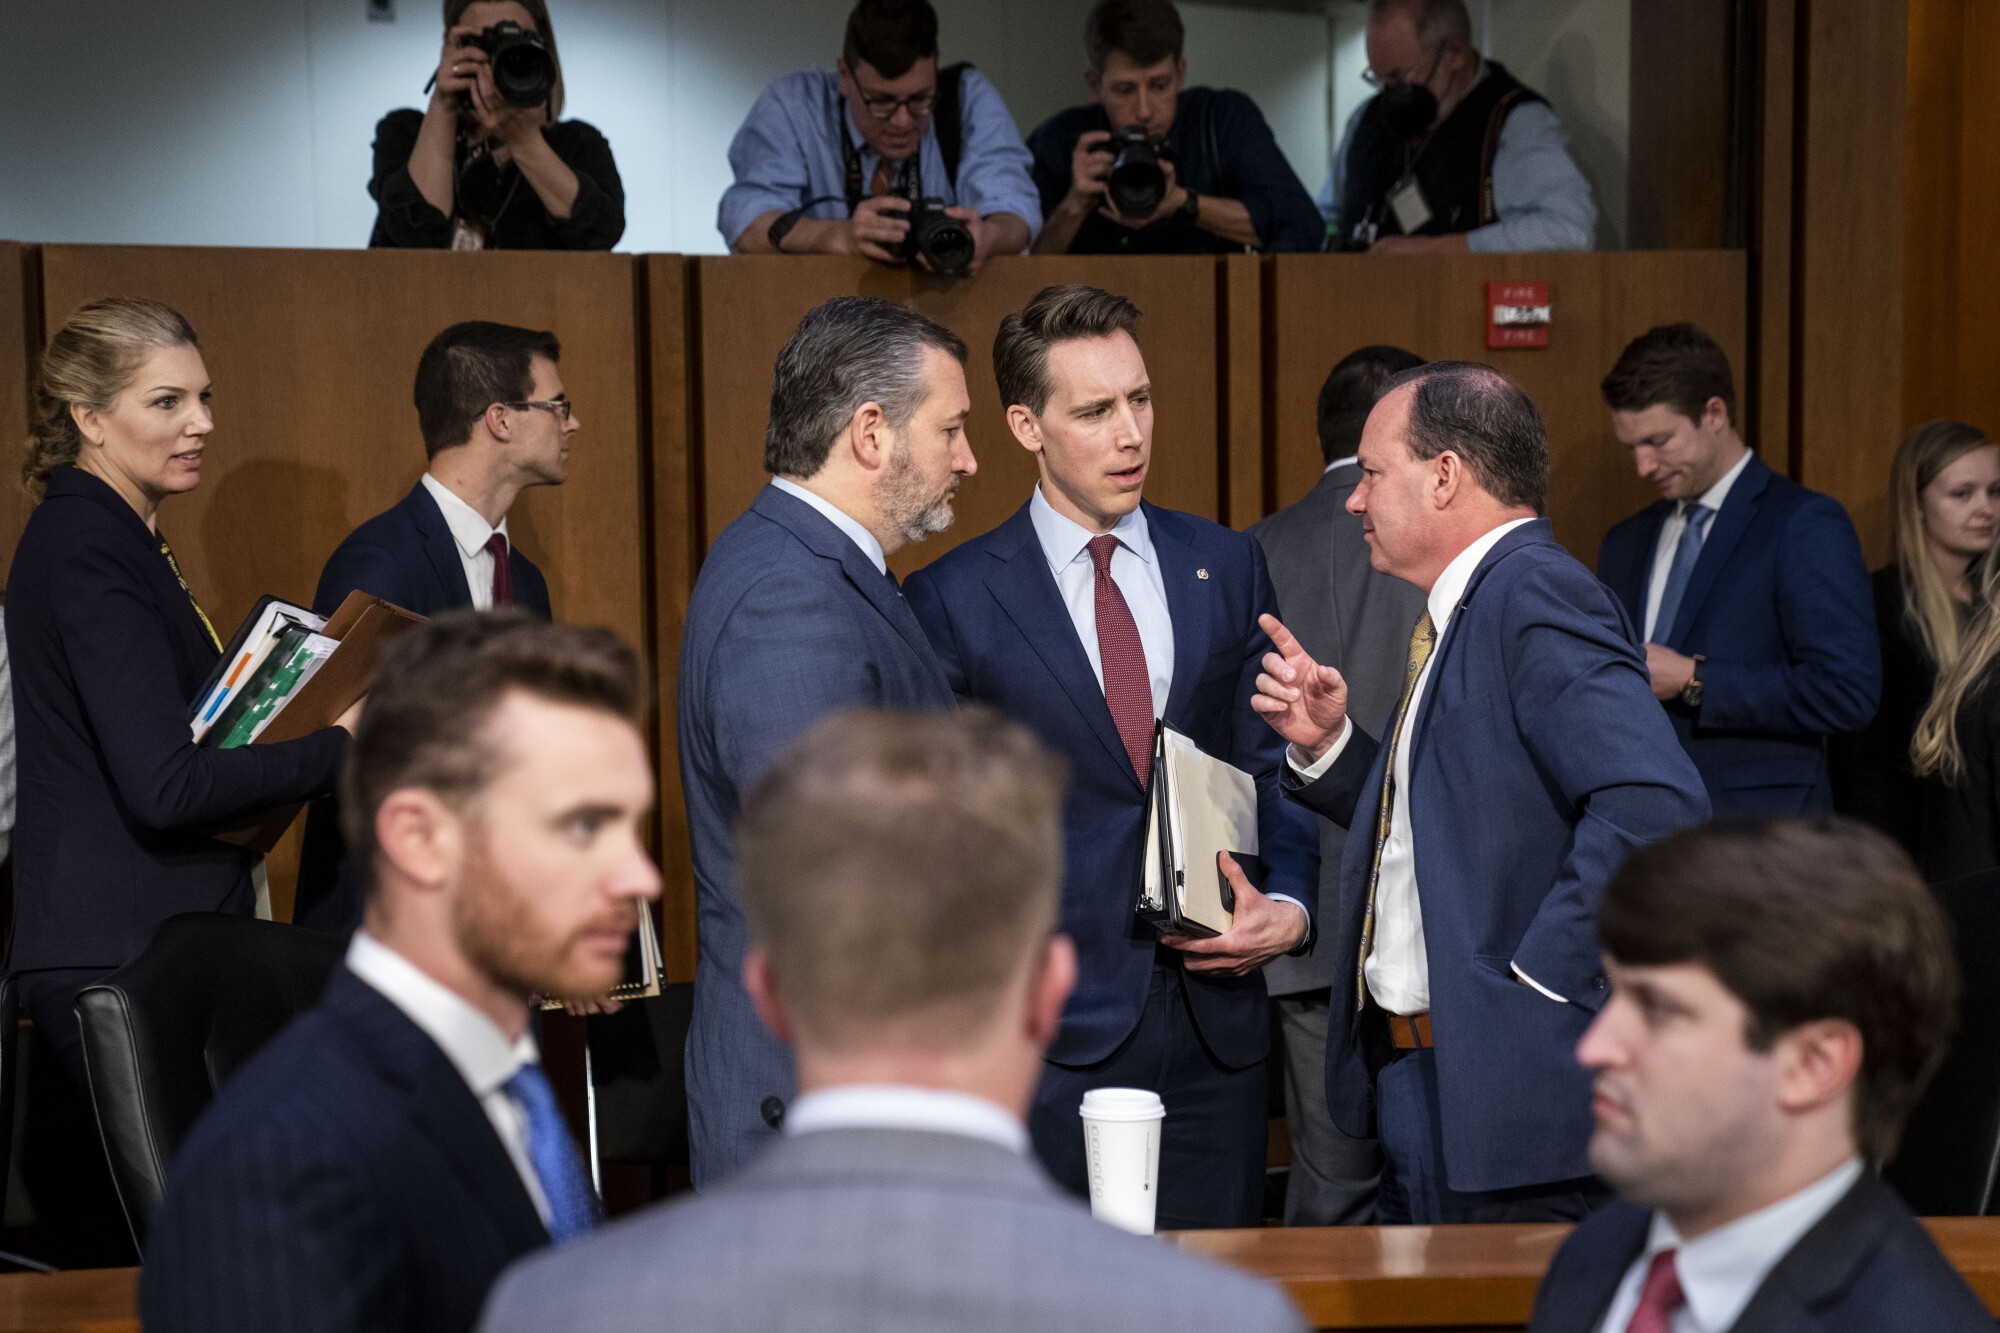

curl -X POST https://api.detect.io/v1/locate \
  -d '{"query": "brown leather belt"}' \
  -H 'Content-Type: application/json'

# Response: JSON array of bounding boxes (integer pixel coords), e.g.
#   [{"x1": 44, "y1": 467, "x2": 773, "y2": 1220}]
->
[{"x1": 1386, "y1": 1012, "x2": 1434, "y2": 1050}]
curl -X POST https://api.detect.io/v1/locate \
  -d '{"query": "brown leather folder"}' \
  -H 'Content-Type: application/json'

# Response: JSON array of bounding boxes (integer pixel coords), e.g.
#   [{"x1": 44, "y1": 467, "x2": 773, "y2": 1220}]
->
[{"x1": 211, "y1": 591, "x2": 427, "y2": 853}]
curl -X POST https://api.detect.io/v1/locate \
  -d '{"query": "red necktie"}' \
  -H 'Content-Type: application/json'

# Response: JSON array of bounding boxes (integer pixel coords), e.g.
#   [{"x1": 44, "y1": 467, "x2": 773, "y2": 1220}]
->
[
  {"x1": 1625, "y1": 1249, "x2": 1684, "y2": 1333},
  {"x1": 486, "y1": 532, "x2": 513, "y2": 606},
  {"x1": 1088, "y1": 535, "x2": 1153, "y2": 788}
]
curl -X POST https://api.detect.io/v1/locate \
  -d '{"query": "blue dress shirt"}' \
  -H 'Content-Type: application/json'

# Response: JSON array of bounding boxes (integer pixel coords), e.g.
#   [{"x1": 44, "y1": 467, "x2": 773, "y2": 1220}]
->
[
  {"x1": 1027, "y1": 486, "x2": 1174, "y2": 717},
  {"x1": 718, "y1": 68, "x2": 1042, "y2": 249},
  {"x1": 1317, "y1": 65, "x2": 1597, "y2": 252}
]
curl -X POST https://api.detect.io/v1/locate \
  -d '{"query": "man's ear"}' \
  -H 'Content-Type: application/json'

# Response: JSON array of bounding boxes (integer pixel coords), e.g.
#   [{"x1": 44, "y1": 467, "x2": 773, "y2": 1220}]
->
[
  {"x1": 1430, "y1": 450, "x2": 1464, "y2": 509},
  {"x1": 1701, "y1": 396, "x2": 1732, "y2": 436},
  {"x1": 844, "y1": 402, "x2": 893, "y2": 474},
  {"x1": 373, "y1": 788, "x2": 461, "y2": 893},
  {"x1": 1025, "y1": 934, "x2": 1078, "y2": 1048},
  {"x1": 1774, "y1": 1017, "x2": 1864, "y2": 1118},
  {"x1": 744, "y1": 949, "x2": 795, "y2": 1045},
  {"x1": 1006, "y1": 404, "x2": 1044, "y2": 455},
  {"x1": 480, "y1": 402, "x2": 512, "y2": 443}
]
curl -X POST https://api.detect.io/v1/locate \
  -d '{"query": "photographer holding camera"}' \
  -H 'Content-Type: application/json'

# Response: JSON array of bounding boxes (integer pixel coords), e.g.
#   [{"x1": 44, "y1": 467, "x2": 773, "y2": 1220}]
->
[
  {"x1": 1029, "y1": 0, "x2": 1322, "y2": 255},
  {"x1": 369, "y1": 0, "x2": 625, "y2": 250},
  {"x1": 720, "y1": 0, "x2": 1039, "y2": 276}
]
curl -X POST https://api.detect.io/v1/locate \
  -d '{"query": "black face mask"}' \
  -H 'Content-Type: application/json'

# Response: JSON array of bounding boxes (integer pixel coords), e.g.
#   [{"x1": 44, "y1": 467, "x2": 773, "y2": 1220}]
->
[{"x1": 1376, "y1": 81, "x2": 1439, "y2": 139}]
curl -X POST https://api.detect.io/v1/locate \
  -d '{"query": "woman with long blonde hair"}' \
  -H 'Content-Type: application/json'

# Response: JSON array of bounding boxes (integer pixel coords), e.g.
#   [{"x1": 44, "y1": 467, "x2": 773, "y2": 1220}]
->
[
  {"x1": 1834, "y1": 420, "x2": 2000, "y2": 860},
  {"x1": 4, "y1": 297, "x2": 359, "y2": 1088}
]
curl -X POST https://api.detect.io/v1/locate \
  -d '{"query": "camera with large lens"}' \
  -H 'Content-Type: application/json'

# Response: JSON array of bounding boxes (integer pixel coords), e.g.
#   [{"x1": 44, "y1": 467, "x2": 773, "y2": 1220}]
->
[
  {"x1": 463, "y1": 21, "x2": 556, "y2": 109},
  {"x1": 897, "y1": 197, "x2": 977, "y2": 277},
  {"x1": 1104, "y1": 125, "x2": 1174, "y2": 219}
]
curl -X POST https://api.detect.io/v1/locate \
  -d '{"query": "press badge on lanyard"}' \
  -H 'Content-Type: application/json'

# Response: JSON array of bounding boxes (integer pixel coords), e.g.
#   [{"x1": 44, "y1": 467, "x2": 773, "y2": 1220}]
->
[
  {"x1": 451, "y1": 218, "x2": 487, "y2": 251},
  {"x1": 1388, "y1": 175, "x2": 1434, "y2": 235}
]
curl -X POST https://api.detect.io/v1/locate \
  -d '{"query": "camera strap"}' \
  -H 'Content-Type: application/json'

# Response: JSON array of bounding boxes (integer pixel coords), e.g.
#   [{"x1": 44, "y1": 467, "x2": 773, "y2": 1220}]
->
[{"x1": 839, "y1": 62, "x2": 968, "y2": 213}]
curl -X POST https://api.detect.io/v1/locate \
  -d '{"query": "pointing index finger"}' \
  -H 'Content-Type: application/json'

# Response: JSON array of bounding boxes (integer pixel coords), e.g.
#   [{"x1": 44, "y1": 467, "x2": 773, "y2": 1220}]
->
[{"x1": 1259, "y1": 613, "x2": 1305, "y2": 660}]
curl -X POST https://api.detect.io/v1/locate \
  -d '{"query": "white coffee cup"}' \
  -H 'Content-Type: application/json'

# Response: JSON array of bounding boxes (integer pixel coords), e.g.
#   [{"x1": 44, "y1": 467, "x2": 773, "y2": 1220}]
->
[{"x1": 1079, "y1": 1087, "x2": 1165, "y2": 1235}]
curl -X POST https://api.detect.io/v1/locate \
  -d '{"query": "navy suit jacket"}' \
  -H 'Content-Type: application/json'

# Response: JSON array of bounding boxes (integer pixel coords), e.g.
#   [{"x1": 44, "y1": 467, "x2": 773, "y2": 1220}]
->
[
  {"x1": 3, "y1": 467, "x2": 347, "y2": 973},
  {"x1": 140, "y1": 968, "x2": 550, "y2": 1333},
  {"x1": 1288, "y1": 521, "x2": 1709, "y2": 1193},
  {"x1": 1597, "y1": 454, "x2": 1879, "y2": 816},
  {"x1": 679, "y1": 484, "x2": 956, "y2": 1186},
  {"x1": 1528, "y1": 1172, "x2": 1993, "y2": 1332},
  {"x1": 296, "y1": 482, "x2": 552, "y2": 935},
  {"x1": 905, "y1": 502, "x2": 1319, "y2": 1069}
]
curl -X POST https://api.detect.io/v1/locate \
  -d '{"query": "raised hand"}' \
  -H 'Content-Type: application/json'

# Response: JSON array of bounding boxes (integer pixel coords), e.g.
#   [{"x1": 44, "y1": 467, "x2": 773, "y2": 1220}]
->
[{"x1": 1249, "y1": 612, "x2": 1349, "y2": 763}]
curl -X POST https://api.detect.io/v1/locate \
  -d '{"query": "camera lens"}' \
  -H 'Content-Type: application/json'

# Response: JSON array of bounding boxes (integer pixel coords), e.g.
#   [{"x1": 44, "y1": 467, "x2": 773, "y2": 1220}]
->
[
  {"x1": 1107, "y1": 127, "x2": 1167, "y2": 218},
  {"x1": 483, "y1": 22, "x2": 556, "y2": 109},
  {"x1": 903, "y1": 199, "x2": 975, "y2": 277}
]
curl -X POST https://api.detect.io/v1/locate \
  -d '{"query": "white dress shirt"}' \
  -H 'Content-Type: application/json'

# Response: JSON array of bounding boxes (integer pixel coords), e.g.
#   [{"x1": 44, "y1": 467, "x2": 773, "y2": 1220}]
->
[
  {"x1": 344, "y1": 931, "x2": 552, "y2": 1223},
  {"x1": 770, "y1": 476, "x2": 888, "y2": 575},
  {"x1": 1029, "y1": 486, "x2": 1174, "y2": 716},
  {"x1": 420, "y1": 473, "x2": 509, "y2": 611},
  {"x1": 1594, "y1": 1158, "x2": 1864, "y2": 1333},
  {"x1": 1642, "y1": 449, "x2": 1751, "y2": 642},
  {"x1": 785, "y1": 1084, "x2": 1030, "y2": 1155},
  {"x1": 1292, "y1": 517, "x2": 1536, "y2": 1014}
]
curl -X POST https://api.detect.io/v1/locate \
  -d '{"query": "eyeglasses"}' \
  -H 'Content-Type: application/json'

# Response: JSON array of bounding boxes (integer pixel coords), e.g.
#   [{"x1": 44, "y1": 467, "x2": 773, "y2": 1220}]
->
[
  {"x1": 855, "y1": 84, "x2": 936, "y2": 122},
  {"x1": 500, "y1": 397, "x2": 572, "y2": 422},
  {"x1": 1361, "y1": 44, "x2": 1447, "y2": 89}
]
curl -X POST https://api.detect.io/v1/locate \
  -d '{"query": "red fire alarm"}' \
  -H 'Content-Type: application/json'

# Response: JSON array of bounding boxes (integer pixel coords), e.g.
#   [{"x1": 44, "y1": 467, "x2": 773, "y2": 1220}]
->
[{"x1": 1487, "y1": 281, "x2": 1551, "y2": 349}]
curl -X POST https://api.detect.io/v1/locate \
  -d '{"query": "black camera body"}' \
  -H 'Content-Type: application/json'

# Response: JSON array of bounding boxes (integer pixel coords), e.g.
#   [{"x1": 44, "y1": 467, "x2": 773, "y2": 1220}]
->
[
  {"x1": 897, "y1": 197, "x2": 976, "y2": 277},
  {"x1": 1103, "y1": 125, "x2": 1174, "y2": 219},
  {"x1": 463, "y1": 21, "x2": 556, "y2": 109}
]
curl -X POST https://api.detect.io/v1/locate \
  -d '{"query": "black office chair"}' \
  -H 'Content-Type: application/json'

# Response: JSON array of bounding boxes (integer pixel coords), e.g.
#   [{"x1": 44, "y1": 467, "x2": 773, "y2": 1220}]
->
[
  {"x1": 587, "y1": 981, "x2": 693, "y2": 1195},
  {"x1": 74, "y1": 913, "x2": 346, "y2": 1249},
  {"x1": 1885, "y1": 868, "x2": 2000, "y2": 1215}
]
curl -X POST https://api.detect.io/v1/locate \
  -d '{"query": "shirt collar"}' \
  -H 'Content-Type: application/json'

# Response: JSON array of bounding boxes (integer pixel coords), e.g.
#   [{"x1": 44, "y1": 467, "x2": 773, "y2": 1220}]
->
[
  {"x1": 1427, "y1": 516, "x2": 1536, "y2": 634},
  {"x1": 344, "y1": 930, "x2": 537, "y2": 1099},
  {"x1": 421, "y1": 473, "x2": 508, "y2": 560},
  {"x1": 770, "y1": 476, "x2": 888, "y2": 575},
  {"x1": 1028, "y1": 484, "x2": 1155, "y2": 576},
  {"x1": 784, "y1": 1084, "x2": 1030, "y2": 1156},
  {"x1": 1692, "y1": 448, "x2": 1753, "y2": 515},
  {"x1": 1644, "y1": 1158, "x2": 1865, "y2": 1333}
]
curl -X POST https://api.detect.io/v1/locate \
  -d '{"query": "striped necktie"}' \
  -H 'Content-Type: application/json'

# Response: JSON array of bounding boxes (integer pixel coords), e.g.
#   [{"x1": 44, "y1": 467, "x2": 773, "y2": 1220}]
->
[{"x1": 1355, "y1": 611, "x2": 1437, "y2": 1011}]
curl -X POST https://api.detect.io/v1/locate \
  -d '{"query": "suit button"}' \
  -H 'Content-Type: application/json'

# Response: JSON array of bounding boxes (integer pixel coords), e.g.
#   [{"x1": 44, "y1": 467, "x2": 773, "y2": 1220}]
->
[{"x1": 1592, "y1": 976, "x2": 1608, "y2": 991}]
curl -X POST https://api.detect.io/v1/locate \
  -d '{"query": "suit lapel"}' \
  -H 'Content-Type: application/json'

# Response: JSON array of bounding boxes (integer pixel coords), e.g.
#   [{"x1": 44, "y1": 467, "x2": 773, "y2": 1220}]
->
[
  {"x1": 407, "y1": 483, "x2": 477, "y2": 608},
  {"x1": 752, "y1": 485, "x2": 951, "y2": 698},
  {"x1": 1616, "y1": 503, "x2": 1671, "y2": 626},
  {"x1": 323, "y1": 971, "x2": 548, "y2": 1254},
  {"x1": 1549, "y1": 1206, "x2": 1653, "y2": 1333},
  {"x1": 982, "y1": 505, "x2": 1138, "y2": 785},
  {"x1": 1409, "y1": 520, "x2": 1552, "y2": 764},
  {"x1": 1728, "y1": 1172, "x2": 1896, "y2": 1333},
  {"x1": 1664, "y1": 455, "x2": 1770, "y2": 649},
  {"x1": 1151, "y1": 505, "x2": 1212, "y2": 726}
]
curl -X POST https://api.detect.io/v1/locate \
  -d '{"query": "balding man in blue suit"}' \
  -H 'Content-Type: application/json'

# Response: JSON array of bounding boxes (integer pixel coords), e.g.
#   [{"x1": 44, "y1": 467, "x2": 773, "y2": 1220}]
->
[
  {"x1": 1255, "y1": 363, "x2": 1709, "y2": 1224},
  {"x1": 679, "y1": 297, "x2": 975, "y2": 1187}
]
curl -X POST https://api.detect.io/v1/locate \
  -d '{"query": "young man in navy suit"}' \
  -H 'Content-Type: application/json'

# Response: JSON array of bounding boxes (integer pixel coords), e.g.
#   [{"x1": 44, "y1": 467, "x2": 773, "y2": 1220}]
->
[
  {"x1": 1529, "y1": 819, "x2": 1990, "y2": 1333},
  {"x1": 679, "y1": 296, "x2": 975, "y2": 1188},
  {"x1": 1253, "y1": 363, "x2": 1709, "y2": 1223},
  {"x1": 298, "y1": 322, "x2": 570, "y2": 933},
  {"x1": 1597, "y1": 324, "x2": 1879, "y2": 817},
  {"x1": 143, "y1": 611, "x2": 662, "y2": 1333},
  {"x1": 906, "y1": 284, "x2": 1319, "y2": 1228}
]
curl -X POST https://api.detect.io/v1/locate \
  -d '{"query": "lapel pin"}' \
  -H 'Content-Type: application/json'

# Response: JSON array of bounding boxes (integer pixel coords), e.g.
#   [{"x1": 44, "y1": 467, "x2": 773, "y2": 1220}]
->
[{"x1": 1196, "y1": 568, "x2": 1210, "y2": 580}]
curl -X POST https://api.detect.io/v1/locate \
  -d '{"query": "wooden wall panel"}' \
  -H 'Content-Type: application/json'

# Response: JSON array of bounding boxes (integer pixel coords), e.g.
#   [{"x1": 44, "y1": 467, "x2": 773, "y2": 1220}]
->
[
  {"x1": 1267, "y1": 252, "x2": 1749, "y2": 563},
  {"x1": 27, "y1": 247, "x2": 651, "y2": 915},
  {"x1": 1789, "y1": 0, "x2": 1909, "y2": 566},
  {"x1": 1221, "y1": 252, "x2": 1268, "y2": 529},
  {"x1": 0, "y1": 244, "x2": 35, "y2": 583},
  {"x1": 1627, "y1": 0, "x2": 1735, "y2": 250},
  {"x1": 692, "y1": 255, "x2": 1221, "y2": 576},
  {"x1": 644, "y1": 255, "x2": 697, "y2": 982}
]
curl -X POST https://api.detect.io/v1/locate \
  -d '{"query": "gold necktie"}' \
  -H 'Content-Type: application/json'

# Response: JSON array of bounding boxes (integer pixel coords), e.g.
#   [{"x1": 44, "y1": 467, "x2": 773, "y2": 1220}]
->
[{"x1": 1355, "y1": 611, "x2": 1437, "y2": 1012}]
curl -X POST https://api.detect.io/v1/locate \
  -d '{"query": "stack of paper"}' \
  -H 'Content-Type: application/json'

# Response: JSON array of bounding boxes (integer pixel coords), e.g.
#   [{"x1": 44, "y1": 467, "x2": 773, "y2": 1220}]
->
[
  {"x1": 1135, "y1": 723, "x2": 1261, "y2": 939},
  {"x1": 190, "y1": 597, "x2": 330, "y2": 744}
]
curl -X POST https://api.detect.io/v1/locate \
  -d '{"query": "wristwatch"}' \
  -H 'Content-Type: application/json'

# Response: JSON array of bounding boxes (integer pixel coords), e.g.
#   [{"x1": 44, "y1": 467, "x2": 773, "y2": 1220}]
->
[
  {"x1": 1678, "y1": 653, "x2": 1706, "y2": 709},
  {"x1": 1176, "y1": 188, "x2": 1199, "y2": 227}
]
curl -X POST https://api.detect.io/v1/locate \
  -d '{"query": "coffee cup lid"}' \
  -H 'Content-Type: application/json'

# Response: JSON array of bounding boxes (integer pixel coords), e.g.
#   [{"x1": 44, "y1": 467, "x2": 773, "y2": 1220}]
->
[{"x1": 1079, "y1": 1087, "x2": 1166, "y2": 1121}]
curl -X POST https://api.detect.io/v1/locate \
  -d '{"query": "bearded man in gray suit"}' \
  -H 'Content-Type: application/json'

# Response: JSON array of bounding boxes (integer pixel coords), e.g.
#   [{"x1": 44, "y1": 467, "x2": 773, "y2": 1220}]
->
[
  {"x1": 1249, "y1": 343, "x2": 1425, "y2": 1224},
  {"x1": 478, "y1": 708, "x2": 1307, "y2": 1333}
]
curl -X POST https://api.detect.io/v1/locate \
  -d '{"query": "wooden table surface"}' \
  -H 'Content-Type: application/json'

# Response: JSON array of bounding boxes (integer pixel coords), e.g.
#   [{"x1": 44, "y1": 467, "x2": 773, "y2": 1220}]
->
[{"x1": 4, "y1": 1219, "x2": 1999, "y2": 1332}]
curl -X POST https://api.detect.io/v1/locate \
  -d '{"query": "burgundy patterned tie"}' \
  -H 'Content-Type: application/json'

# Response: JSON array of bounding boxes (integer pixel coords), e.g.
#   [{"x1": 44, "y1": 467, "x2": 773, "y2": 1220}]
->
[
  {"x1": 1088, "y1": 535, "x2": 1154, "y2": 788},
  {"x1": 485, "y1": 532, "x2": 513, "y2": 606},
  {"x1": 1625, "y1": 1249, "x2": 1684, "y2": 1333}
]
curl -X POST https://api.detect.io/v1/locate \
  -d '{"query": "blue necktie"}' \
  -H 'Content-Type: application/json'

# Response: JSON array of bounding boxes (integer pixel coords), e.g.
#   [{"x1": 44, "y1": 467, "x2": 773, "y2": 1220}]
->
[
  {"x1": 1651, "y1": 503, "x2": 1713, "y2": 643},
  {"x1": 502, "y1": 1063, "x2": 598, "y2": 1244}
]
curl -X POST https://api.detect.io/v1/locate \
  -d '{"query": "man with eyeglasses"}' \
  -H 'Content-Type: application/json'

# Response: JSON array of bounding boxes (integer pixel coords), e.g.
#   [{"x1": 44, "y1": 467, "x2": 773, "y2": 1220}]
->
[
  {"x1": 719, "y1": 0, "x2": 1040, "y2": 272},
  {"x1": 294, "y1": 320, "x2": 572, "y2": 937},
  {"x1": 1321, "y1": 0, "x2": 1595, "y2": 254}
]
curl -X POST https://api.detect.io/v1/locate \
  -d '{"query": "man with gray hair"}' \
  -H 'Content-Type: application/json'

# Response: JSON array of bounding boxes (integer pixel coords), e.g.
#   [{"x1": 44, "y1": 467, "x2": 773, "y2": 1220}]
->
[
  {"x1": 677, "y1": 295, "x2": 975, "y2": 1186},
  {"x1": 480, "y1": 709, "x2": 1307, "y2": 1333},
  {"x1": 1322, "y1": 0, "x2": 1595, "y2": 253}
]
